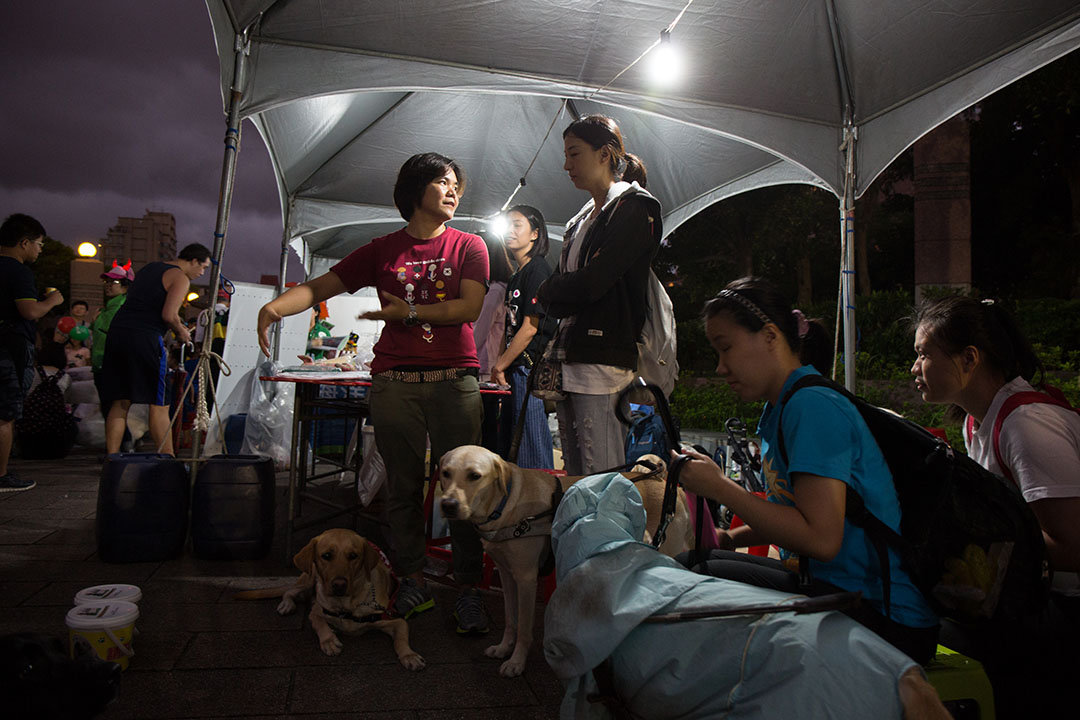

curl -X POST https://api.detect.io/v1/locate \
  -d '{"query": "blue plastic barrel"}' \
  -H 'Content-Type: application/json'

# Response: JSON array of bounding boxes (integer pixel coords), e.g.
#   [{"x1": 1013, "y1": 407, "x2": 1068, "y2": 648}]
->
[
  {"x1": 96, "y1": 454, "x2": 189, "y2": 563},
  {"x1": 190, "y1": 454, "x2": 275, "y2": 560}
]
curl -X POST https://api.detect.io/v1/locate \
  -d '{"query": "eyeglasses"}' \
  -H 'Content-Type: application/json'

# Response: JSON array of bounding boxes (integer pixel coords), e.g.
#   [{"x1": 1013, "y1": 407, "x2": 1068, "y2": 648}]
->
[{"x1": 103, "y1": 279, "x2": 122, "y2": 285}]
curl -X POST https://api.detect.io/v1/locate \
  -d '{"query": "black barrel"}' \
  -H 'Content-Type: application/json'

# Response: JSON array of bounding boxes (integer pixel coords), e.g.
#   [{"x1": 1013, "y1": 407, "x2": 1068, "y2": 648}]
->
[
  {"x1": 96, "y1": 453, "x2": 189, "y2": 563},
  {"x1": 190, "y1": 454, "x2": 275, "y2": 560}
]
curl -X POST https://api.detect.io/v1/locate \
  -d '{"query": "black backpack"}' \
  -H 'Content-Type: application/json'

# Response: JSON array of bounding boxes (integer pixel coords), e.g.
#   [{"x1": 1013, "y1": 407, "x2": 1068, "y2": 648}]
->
[
  {"x1": 16, "y1": 366, "x2": 78, "y2": 459},
  {"x1": 777, "y1": 374, "x2": 1049, "y2": 626}
]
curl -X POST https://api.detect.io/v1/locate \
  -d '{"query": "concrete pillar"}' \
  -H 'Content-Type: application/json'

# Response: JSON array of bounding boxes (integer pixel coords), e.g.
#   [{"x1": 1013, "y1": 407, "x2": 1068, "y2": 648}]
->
[{"x1": 913, "y1": 115, "x2": 971, "y2": 301}]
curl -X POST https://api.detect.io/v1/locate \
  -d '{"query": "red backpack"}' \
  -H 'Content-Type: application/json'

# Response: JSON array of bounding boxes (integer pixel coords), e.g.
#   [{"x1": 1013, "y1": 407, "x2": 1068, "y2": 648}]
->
[{"x1": 965, "y1": 385, "x2": 1080, "y2": 487}]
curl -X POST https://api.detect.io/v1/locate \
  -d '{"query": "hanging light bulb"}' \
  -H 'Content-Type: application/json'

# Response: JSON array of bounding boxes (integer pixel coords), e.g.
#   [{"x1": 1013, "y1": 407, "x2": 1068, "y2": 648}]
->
[
  {"x1": 646, "y1": 29, "x2": 682, "y2": 86},
  {"x1": 486, "y1": 213, "x2": 510, "y2": 239}
]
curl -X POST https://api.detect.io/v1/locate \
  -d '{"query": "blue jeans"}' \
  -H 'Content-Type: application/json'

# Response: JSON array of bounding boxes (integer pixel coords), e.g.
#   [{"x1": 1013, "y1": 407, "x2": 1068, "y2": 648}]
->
[{"x1": 500, "y1": 366, "x2": 554, "y2": 469}]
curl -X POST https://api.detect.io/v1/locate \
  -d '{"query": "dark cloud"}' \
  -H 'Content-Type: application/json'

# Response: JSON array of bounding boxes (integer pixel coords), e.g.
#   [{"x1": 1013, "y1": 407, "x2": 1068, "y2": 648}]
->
[{"x1": 0, "y1": 2, "x2": 298, "y2": 282}]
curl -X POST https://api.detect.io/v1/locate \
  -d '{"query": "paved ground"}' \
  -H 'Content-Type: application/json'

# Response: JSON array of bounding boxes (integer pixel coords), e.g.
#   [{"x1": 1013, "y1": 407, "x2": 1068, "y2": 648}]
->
[{"x1": 0, "y1": 448, "x2": 563, "y2": 719}]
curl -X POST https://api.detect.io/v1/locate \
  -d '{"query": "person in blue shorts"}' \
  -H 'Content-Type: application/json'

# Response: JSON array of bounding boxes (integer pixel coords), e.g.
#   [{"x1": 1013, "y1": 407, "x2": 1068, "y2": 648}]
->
[
  {"x1": 99, "y1": 243, "x2": 211, "y2": 455},
  {"x1": 674, "y1": 276, "x2": 939, "y2": 663},
  {"x1": 0, "y1": 214, "x2": 64, "y2": 492}
]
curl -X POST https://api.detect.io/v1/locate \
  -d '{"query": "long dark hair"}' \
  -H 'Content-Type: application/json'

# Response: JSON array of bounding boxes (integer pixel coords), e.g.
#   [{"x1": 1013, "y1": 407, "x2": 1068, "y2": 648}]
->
[
  {"x1": 506, "y1": 204, "x2": 549, "y2": 261},
  {"x1": 562, "y1": 114, "x2": 648, "y2": 186},
  {"x1": 482, "y1": 234, "x2": 513, "y2": 285},
  {"x1": 702, "y1": 276, "x2": 832, "y2": 376},
  {"x1": 912, "y1": 295, "x2": 1042, "y2": 384}
]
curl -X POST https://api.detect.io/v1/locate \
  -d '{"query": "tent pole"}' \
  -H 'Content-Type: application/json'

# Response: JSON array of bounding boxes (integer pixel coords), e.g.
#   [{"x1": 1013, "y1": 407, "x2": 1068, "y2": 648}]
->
[
  {"x1": 190, "y1": 31, "x2": 249, "y2": 469},
  {"x1": 840, "y1": 124, "x2": 857, "y2": 392},
  {"x1": 272, "y1": 209, "x2": 291, "y2": 362}
]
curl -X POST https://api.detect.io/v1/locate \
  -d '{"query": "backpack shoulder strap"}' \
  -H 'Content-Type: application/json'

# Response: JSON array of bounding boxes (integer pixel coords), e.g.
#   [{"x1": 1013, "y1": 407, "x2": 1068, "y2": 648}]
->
[
  {"x1": 991, "y1": 390, "x2": 1076, "y2": 487},
  {"x1": 779, "y1": 374, "x2": 902, "y2": 619}
]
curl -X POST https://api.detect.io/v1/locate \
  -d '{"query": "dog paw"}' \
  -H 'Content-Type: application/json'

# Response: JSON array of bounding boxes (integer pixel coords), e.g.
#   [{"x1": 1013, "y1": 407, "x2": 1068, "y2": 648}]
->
[
  {"x1": 276, "y1": 598, "x2": 297, "y2": 615},
  {"x1": 399, "y1": 652, "x2": 426, "y2": 671},
  {"x1": 485, "y1": 643, "x2": 512, "y2": 659},
  {"x1": 320, "y1": 635, "x2": 343, "y2": 655},
  {"x1": 498, "y1": 656, "x2": 527, "y2": 678}
]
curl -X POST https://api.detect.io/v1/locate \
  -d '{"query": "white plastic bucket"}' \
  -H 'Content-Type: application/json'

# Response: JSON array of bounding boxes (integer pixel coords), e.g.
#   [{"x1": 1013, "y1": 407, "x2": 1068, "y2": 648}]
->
[
  {"x1": 65, "y1": 600, "x2": 140, "y2": 670},
  {"x1": 74, "y1": 583, "x2": 142, "y2": 607}
]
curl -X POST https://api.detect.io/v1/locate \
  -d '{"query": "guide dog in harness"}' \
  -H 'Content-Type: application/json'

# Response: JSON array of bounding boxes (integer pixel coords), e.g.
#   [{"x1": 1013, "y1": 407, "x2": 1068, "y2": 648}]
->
[
  {"x1": 234, "y1": 528, "x2": 425, "y2": 671},
  {"x1": 438, "y1": 445, "x2": 691, "y2": 677}
]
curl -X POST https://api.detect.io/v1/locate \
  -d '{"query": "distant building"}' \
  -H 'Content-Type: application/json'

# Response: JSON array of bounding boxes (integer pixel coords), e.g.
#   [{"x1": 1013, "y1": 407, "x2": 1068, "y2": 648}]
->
[{"x1": 101, "y1": 211, "x2": 176, "y2": 272}]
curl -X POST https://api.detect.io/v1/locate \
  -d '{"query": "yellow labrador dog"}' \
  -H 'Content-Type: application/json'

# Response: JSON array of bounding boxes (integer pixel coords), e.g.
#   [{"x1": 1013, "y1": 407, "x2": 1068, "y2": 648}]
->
[
  {"x1": 438, "y1": 446, "x2": 692, "y2": 677},
  {"x1": 234, "y1": 529, "x2": 424, "y2": 671}
]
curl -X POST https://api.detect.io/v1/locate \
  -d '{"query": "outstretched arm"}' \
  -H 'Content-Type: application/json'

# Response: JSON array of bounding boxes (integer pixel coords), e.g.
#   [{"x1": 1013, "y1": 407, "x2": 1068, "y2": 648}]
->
[{"x1": 258, "y1": 272, "x2": 347, "y2": 357}]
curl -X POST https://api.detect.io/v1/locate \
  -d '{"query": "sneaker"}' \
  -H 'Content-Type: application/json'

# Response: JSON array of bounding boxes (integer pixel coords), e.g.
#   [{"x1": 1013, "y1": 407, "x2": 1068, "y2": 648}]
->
[
  {"x1": 454, "y1": 588, "x2": 490, "y2": 634},
  {"x1": 394, "y1": 577, "x2": 434, "y2": 619},
  {"x1": 0, "y1": 473, "x2": 35, "y2": 493}
]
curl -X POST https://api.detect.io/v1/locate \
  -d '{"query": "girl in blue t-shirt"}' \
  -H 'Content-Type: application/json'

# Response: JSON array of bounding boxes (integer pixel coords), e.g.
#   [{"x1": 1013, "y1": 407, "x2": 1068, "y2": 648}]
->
[{"x1": 676, "y1": 276, "x2": 939, "y2": 663}]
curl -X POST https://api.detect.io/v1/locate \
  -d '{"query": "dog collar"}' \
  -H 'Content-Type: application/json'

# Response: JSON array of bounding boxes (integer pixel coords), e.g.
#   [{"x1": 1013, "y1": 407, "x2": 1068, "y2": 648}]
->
[
  {"x1": 322, "y1": 606, "x2": 391, "y2": 624},
  {"x1": 483, "y1": 478, "x2": 512, "y2": 523}
]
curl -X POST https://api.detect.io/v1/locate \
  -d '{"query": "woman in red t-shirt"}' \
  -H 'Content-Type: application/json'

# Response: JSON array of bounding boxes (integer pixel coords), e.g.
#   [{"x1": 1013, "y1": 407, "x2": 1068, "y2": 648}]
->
[{"x1": 257, "y1": 152, "x2": 492, "y2": 634}]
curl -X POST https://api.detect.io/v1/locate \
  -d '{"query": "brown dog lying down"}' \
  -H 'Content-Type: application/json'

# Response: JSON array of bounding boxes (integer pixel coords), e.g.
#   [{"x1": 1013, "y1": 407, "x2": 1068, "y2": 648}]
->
[
  {"x1": 438, "y1": 446, "x2": 693, "y2": 678},
  {"x1": 234, "y1": 528, "x2": 424, "y2": 671}
]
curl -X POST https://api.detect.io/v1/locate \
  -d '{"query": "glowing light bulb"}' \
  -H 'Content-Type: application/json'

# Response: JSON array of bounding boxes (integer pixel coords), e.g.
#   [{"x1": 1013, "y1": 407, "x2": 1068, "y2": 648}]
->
[
  {"x1": 77, "y1": 242, "x2": 98, "y2": 258},
  {"x1": 186, "y1": 291, "x2": 200, "y2": 303},
  {"x1": 487, "y1": 214, "x2": 510, "y2": 239},
  {"x1": 646, "y1": 30, "x2": 681, "y2": 86}
]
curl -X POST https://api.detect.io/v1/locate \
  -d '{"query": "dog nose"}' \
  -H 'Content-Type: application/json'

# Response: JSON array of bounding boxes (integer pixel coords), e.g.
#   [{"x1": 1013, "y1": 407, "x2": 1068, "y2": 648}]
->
[
  {"x1": 441, "y1": 497, "x2": 459, "y2": 518},
  {"x1": 331, "y1": 578, "x2": 348, "y2": 596}
]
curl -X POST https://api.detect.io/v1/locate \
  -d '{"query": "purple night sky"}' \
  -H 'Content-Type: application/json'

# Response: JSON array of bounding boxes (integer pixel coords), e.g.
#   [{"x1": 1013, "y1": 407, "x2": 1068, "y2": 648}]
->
[{"x1": 0, "y1": 3, "x2": 303, "y2": 283}]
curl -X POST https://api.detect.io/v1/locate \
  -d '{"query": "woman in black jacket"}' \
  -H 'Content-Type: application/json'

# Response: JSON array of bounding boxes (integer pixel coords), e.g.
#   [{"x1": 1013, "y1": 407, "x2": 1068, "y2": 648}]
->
[{"x1": 537, "y1": 115, "x2": 662, "y2": 474}]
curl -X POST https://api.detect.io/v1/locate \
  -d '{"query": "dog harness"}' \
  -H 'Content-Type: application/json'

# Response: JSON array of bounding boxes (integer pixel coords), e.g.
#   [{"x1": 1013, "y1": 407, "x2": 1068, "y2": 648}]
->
[
  {"x1": 476, "y1": 477, "x2": 565, "y2": 542},
  {"x1": 320, "y1": 542, "x2": 400, "y2": 623}
]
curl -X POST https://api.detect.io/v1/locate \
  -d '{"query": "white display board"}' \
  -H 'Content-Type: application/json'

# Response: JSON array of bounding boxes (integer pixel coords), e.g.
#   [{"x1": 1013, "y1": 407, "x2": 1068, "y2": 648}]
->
[{"x1": 212, "y1": 281, "x2": 309, "y2": 421}]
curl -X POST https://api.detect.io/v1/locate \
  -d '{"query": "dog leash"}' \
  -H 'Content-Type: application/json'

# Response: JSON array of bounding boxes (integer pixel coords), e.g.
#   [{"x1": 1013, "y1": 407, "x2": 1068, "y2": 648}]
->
[
  {"x1": 616, "y1": 378, "x2": 703, "y2": 552},
  {"x1": 641, "y1": 591, "x2": 862, "y2": 623}
]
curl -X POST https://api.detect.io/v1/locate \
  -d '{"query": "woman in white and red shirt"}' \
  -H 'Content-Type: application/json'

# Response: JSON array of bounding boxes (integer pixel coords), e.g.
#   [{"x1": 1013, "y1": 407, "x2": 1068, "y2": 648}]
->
[
  {"x1": 912, "y1": 294, "x2": 1080, "y2": 717},
  {"x1": 257, "y1": 153, "x2": 492, "y2": 633}
]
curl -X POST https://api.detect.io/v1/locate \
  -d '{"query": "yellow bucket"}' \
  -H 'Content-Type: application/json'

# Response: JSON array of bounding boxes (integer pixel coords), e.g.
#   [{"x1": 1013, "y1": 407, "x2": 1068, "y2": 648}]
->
[{"x1": 65, "y1": 601, "x2": 139, "y2": 670}]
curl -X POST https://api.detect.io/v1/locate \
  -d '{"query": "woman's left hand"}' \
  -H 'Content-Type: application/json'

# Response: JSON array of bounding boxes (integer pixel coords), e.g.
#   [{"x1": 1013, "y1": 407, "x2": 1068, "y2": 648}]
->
[
  {"x1": 359, "y1": 291, "x2": 409, "y2": 322},
  {"x1": 670, "y1": 446, "x2": 729, "y2": 502}
]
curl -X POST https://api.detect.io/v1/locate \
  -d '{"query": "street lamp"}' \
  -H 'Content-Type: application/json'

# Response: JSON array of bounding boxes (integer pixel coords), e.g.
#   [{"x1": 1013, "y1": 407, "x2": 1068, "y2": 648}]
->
[{"x1": 77, "y1": 242, "x2": 98, "y2": 258}]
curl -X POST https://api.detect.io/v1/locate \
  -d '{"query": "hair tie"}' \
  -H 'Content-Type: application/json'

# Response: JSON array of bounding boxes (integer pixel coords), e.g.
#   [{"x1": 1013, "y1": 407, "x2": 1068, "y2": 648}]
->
[{"x1": 792, "y1": 309, "x2": 810, "y2": 338}]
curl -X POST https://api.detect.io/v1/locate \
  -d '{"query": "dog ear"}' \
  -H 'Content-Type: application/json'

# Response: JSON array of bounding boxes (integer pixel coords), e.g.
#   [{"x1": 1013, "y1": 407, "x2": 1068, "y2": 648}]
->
[
  {"x1": 293, "y1": 535, "x2": 319, "y2": 573},
  {"x1": 361, "y1": 539, "x2": 381, "y2": 572},
  {"x1": 495, "y1": 456, "x2": 513, "y2": 497}
]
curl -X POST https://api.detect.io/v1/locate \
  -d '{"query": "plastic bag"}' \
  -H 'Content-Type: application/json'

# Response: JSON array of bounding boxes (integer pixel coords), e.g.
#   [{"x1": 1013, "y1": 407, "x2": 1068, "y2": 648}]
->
[
  {"x1": 357, "y1": 424, "x2": 386, "y2": 506},
  {"x1": 240, "y1": 360, "x2": 295, "y2": 469}
]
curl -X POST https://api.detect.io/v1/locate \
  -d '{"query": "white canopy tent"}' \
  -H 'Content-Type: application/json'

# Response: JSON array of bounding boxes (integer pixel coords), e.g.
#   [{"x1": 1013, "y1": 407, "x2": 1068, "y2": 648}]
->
[{"x1": 203, "y1": 0, "x2": 1080, "y2": 387}]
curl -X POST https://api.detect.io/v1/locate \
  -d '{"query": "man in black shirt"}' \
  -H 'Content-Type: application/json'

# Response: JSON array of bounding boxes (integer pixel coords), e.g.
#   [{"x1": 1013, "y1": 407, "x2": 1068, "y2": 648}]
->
[{"x1": 0, "y1": 214, "x2": 64, "y2": 492}]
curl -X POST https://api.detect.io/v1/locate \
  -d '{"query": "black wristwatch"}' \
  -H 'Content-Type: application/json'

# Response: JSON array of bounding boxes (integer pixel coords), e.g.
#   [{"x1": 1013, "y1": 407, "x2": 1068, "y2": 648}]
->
[{"x1": 402, "y1": 303, "x2": 420, "y2": 326}]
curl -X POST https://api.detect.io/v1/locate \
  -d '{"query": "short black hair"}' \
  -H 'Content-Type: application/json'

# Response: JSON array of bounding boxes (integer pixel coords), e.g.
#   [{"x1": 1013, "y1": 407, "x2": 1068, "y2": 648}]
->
[
  {"x1": 393, "y1": 152, "x2": 466, "y2": 221},
  {"x1": 0, "y1": 213, "x2": 46, "y2": 248},
  {"x1": 178, "y1": 243, "x2": 212, "y2": 263},
  {"x1": 71, "y1": 300, "x2": 89, "y2": 310}
]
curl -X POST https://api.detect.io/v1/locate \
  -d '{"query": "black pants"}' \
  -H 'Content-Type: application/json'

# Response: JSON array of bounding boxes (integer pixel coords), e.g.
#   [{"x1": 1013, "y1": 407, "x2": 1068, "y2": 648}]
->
[{"x1": 678, "y1": 549, "x2": 939, "y2": 664}]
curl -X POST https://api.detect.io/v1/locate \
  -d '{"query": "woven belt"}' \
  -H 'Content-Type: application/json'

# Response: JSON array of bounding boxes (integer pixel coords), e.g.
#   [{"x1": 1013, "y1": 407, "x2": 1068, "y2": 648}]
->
[{"x1": 376, "y1": 367, "x2": 475, "y2": 383}]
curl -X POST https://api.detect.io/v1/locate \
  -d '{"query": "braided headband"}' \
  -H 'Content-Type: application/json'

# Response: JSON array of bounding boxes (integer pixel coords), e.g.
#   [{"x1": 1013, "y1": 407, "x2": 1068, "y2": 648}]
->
[{"x1": 718, "y1": 289, "x2": 772, "y2": 327}]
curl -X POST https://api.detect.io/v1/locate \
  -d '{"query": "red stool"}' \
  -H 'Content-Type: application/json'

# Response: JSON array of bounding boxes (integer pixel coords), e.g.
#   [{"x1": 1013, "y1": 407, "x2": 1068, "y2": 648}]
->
[{"x1": 730, "y1": 491, "x2": 770, "y2": 557}]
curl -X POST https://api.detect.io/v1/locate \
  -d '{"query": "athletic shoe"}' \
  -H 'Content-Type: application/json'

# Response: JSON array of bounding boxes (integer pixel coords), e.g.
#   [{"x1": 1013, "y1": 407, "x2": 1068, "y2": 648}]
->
[
  {"x1": 454, "y1": 588, "x2": 490, "y2": 634},
  {"x1": 393, "y1": 577, "x2": 434, "y2": 618},
  {"x1": 0, "y1": 473, "x2": 35, "y2": 493}
]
